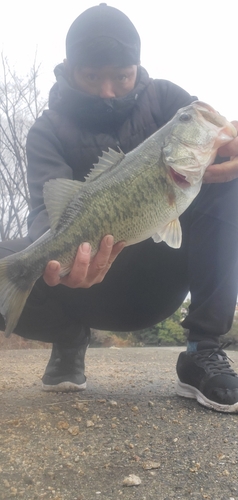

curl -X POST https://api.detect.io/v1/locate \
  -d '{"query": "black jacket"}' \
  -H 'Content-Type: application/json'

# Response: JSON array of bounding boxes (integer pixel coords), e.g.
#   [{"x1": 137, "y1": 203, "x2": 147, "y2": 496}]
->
[{"x1": 26, "y1": 64, "x2": 196, "y2": 241}]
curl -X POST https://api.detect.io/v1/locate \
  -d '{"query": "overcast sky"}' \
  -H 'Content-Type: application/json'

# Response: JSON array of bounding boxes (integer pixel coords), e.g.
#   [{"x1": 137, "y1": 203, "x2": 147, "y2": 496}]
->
[{"x1": 0, "y1": 0, "x2": 237, "y2": 121}]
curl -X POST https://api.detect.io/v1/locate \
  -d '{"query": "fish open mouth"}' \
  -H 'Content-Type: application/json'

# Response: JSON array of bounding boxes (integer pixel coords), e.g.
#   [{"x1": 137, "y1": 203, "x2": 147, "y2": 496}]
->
[{"x1": 170, "y1": 167, "x2": 191, "y2": 187}]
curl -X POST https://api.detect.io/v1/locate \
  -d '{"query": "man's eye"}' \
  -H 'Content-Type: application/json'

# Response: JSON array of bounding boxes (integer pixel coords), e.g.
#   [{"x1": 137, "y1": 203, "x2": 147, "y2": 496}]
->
[{"x1": 117, "y1": 74, "x2": 128, "y2": 82}]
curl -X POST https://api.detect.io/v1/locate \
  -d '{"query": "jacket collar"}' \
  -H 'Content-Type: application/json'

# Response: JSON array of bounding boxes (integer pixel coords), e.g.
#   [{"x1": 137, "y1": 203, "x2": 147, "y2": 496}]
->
[{"x1": 49, "y1": 63, "x2": 150, "y2": 129}]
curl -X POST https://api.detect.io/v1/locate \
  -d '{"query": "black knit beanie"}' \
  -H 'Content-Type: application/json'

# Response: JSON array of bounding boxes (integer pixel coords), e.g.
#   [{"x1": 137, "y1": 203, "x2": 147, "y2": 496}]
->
[{"x1": 66, "y1": 3, "x2": 141, "y2": 67}]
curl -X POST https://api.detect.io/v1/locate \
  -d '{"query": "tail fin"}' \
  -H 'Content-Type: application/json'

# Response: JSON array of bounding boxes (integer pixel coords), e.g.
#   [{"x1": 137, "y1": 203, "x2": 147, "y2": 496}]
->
[{"x1": 0, "y1": 259, "x2": 33, "y2": 338}]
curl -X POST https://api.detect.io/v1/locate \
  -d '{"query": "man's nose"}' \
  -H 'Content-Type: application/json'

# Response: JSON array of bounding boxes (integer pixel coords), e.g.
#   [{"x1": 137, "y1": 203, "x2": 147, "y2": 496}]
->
[{"x1": 98, "y1": 80, "x2": 116, "y2": 98}]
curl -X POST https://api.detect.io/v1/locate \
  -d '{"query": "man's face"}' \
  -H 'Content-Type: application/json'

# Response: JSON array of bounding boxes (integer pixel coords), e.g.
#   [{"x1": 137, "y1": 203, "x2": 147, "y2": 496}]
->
[{"x1": 71, "y1": 65, "x2": 138, "y2": 98}]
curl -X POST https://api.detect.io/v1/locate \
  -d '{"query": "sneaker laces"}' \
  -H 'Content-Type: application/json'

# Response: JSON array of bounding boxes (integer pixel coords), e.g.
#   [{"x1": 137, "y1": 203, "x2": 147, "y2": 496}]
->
[{"x1": 193, "y1": 341, "x2": 237, "y2": 377}]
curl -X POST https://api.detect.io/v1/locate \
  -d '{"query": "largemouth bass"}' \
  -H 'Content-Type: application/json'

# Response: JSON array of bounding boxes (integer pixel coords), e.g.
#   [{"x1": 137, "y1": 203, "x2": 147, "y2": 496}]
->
[{"x1": 0, "y1": 101, "x2": 236, "y2": 337}]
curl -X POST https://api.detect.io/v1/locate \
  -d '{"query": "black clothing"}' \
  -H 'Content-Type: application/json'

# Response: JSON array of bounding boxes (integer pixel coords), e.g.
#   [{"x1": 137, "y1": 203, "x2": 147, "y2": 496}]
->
[
  {"x1": 65, "y1": 4, "x2": 141, "y2": 67},
  {"x1": 1, "y1": 177, "x2": 238, "y2": 344},
  {"x1": 26, "y1": 65, "x2": 196, "y2": 241},
  {"x1": 0, "y1": 65, "x2": 237, "y2": 343}
]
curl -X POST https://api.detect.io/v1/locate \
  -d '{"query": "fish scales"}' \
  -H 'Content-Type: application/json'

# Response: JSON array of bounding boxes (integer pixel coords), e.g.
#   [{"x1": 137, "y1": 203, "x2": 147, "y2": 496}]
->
[{"x1": 0, "y1": 100, "x2": 236, "y2": 336}]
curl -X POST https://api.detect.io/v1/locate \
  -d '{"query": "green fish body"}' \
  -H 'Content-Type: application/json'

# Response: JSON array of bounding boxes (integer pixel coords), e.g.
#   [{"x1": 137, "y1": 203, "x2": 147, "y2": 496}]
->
[{"x1": 0, "y1": 101, "x2": 236, "y2": 336}]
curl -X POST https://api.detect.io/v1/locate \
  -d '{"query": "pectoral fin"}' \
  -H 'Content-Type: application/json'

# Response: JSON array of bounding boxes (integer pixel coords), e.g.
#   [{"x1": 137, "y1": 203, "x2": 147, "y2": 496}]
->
[{"x1": 157, "y1": 219, "x2": 182, "y2": 248}]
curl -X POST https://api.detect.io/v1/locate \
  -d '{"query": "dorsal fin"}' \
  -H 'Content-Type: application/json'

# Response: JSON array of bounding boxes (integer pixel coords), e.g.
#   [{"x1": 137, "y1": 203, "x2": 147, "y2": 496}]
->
[
  {"x1": 43, "y1": 178, "x2": 82, "y2": 232},
  {"x1": 85, "y1": 147, "x2": 125, "y2": 183}
]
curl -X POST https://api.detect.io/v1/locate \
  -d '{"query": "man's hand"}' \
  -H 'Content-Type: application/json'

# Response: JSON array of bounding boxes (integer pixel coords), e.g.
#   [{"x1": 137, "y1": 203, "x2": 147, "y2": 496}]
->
[
  {"x1": 203, "y1": 121, "x2": 238, "y2": 183},
  {"x1": 43, "y1": 235, "x2": 125, "y2": 288}
]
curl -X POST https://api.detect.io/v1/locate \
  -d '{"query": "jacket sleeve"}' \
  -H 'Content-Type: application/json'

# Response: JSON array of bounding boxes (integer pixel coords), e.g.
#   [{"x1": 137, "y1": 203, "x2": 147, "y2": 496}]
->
[{"x1": 26, "y1": 111, "x2": 74, "y2": 242}]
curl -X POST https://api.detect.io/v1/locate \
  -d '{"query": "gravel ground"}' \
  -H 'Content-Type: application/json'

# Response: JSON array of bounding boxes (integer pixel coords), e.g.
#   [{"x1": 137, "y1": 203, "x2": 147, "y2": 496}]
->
[{"x1": 0, "y1": 346, "x2": 238, "y2": 500}]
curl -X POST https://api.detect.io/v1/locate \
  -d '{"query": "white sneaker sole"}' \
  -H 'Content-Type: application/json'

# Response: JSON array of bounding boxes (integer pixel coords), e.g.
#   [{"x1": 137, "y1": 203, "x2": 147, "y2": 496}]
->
[
  {"x1": 42, "y1": 380, "x2": 87, "y2": 392},
  {"x1": 176, "y1": 380, "x2": 238, "y2": 413}
]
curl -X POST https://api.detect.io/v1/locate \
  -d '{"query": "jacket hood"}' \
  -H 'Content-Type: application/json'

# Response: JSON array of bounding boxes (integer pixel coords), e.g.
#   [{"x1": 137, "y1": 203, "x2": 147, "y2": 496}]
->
[{"x1": 48, "y1": 63, "x2": 150, "y2": 130}]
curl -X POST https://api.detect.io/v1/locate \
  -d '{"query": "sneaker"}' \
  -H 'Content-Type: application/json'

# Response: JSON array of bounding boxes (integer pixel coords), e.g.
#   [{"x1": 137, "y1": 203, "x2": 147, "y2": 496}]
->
[
  {"x1": 42, "y1": 330, "x2": 90, "y2": 392},
  {"x1": 176, "y1": 341, "x2": 238, "y2": 413}
]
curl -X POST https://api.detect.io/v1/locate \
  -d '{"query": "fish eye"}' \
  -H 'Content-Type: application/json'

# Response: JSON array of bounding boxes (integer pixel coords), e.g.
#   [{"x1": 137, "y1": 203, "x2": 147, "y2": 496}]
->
[{"x1": 179, "y1": 112, "x2": 192, "y2": 122}]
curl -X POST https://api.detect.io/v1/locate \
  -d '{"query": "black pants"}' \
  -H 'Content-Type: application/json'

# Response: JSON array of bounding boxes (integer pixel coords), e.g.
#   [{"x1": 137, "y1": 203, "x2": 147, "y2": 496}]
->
[{"x1": 0, "y1": 180, "x2": 238, "y2": 344}]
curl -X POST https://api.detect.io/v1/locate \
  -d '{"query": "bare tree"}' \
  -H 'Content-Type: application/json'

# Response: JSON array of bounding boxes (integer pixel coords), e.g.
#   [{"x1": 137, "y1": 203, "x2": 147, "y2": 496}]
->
[{"x1": 0, "y1": 55, "x2": 47, "y2": 240}]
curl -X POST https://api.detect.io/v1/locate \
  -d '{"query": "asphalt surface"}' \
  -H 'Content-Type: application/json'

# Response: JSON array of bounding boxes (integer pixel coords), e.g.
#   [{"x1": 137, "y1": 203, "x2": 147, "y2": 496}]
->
[{"x1": 0, "y1": 347, "x2": 238, "y2": 500}]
